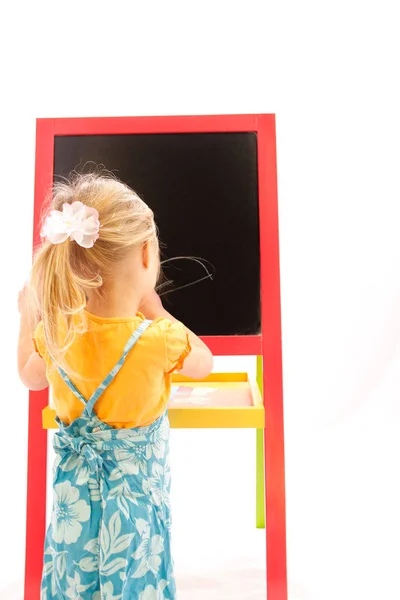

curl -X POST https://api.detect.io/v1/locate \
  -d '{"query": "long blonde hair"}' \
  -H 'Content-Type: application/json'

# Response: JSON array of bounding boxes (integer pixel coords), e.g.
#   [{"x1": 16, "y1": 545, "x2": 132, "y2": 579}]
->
[{"x1": 30, "y1": 172, "x2": 158, "y2": 373}]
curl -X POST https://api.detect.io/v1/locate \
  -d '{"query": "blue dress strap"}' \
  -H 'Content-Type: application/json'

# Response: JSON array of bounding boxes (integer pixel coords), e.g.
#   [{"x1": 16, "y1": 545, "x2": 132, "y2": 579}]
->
[
  {"x1": 83, "y1": 319, "x2": 152, "y2": 416},
  {"x1": 52, "y1": 319, "x2": 152, "y2": 411},
  {"x1": 56, "y1": 365, "x2": 88, "y2": 406}
]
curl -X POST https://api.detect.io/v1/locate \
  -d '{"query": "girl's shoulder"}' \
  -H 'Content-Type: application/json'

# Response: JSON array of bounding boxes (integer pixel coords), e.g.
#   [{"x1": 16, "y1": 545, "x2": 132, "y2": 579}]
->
[
  {"x1": 32, "y1": 315, "x2": 191, "y2": 374},
  {"x1": 148, "y1": 316, "x2": 187, "y2": 344},
  {"x1": 148, "y1": 318, "x2": 191, "y2": 374}
]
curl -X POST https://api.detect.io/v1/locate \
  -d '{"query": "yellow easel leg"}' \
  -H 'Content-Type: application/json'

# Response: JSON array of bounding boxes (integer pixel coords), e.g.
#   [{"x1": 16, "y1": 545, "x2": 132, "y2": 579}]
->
[{"x1": 256, "y1": 356, "x2": 266, "y2": 529}]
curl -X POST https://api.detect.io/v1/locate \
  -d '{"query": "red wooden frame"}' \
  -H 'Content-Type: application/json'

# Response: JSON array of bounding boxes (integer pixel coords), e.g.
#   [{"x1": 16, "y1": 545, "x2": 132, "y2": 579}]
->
[{"x1": 25, "y1": 114, "x2": 287, "y2": 600}]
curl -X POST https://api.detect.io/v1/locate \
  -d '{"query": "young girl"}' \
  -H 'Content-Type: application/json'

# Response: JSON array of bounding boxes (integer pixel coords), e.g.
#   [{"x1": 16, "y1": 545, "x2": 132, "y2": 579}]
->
[{"x1": 17, "y1": 173, "x2": 213, "y2": 600}]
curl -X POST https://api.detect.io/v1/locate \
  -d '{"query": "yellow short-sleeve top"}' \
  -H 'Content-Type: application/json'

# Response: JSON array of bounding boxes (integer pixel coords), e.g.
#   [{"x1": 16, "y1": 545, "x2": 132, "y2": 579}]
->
[{"x1": 33, "y1": 311, "x2": 191, "y2": 429}]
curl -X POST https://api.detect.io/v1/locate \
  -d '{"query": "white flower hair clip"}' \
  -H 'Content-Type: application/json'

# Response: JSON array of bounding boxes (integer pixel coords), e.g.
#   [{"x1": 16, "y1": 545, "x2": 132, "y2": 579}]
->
[{"x1": 41, "y1": 201, "x2": 100, "y2": 249}]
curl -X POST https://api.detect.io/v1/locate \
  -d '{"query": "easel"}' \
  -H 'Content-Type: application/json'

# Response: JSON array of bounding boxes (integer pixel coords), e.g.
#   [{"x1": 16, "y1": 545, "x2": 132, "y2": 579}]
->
[{"x1": 25, "y1": 114, "x2": 287, "y2": 600}]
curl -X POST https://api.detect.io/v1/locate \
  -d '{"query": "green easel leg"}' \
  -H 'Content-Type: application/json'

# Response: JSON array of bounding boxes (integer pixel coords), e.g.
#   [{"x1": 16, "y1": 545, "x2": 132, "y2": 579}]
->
[
  {"x1": 256, "y1": 428, "x2": 265, "y2": 528},
  {"x1": 256, "y1": 356, "x2": 265, "y2": 529}
]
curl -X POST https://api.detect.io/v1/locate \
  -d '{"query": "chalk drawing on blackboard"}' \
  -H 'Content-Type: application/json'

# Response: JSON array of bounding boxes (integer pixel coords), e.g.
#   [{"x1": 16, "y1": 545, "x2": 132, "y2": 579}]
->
[{"x1": 157, "y1": 256, "x2": 216, "y2": 298}]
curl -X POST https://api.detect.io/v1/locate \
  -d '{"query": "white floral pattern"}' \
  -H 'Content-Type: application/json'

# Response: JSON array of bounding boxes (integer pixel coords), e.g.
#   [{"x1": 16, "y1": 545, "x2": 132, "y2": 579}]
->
[
  {"x1": 139, "y1": 581, "x2": 169, "y2": 600},
  {"x1": 42, "y1": 321, "x2": 175, "y2": 599},
  {"x1": 93, "y1": 581, "x2": 122, "y2": 600},
  {"x1": 43, "y1": 412, "x2": 175, "y2": 598},
  {"x1": 132, "y1": 519, "x2": 165, "y2": 579},
  {"x1": 114, "y1": 445, "x2": 148, "y2": 476},
  {"x1": 59, "y1": 453, "x2": 90, "y2": 485},
  {"x1": 147, "y1": 417, "x2": 169, "y2": 460},
  {"x1": 51, "y1": 481, "x2": 90, "y2": 545},
  {"x1": 65, "y1": 571, "x2": 96, "y2": 598},
  {"x1": 143, "y1": 461, "x2": 171, "y2": 509}
]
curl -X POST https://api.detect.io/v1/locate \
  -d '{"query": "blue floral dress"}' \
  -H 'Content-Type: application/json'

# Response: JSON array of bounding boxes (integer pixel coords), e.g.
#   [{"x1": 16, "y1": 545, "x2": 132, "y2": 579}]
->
[{"x1": 41, "y1": 320, "x2": 176, "y2": 600}]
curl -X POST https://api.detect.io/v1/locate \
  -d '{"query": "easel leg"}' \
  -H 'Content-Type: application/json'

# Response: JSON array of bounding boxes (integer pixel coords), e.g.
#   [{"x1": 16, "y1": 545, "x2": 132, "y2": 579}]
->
[
  {"x1": 263, "y1": 386, "x2": 288, "y2": 599},
  {"x1": 256, "y1": 356, "x2": 265, "y2": 528},
  {"x1": 24, "y1": 390, "x2": 48, "y2": 599},
  {"x1": 256, "y1": 428, "x2": 265, "y2": 528}
]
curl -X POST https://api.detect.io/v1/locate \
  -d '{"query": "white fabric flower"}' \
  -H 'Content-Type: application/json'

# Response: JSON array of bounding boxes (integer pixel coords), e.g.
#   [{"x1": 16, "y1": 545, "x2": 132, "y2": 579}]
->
[
  {"x1": 41, "y1": 201, "x2": 100, "y2": 248},
  {"x1": 51, "y1": 481, "x2": 90, "y2": 544}
]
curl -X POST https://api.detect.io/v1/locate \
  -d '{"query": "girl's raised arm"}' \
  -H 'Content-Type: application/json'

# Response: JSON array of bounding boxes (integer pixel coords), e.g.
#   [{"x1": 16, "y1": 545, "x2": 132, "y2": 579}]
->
[
  {"x1": 140, "y1": 291, "x2": 213, "y2": 380},
  {"x1": 17, "y1": 286, "x2": 48, "y2": 391}
]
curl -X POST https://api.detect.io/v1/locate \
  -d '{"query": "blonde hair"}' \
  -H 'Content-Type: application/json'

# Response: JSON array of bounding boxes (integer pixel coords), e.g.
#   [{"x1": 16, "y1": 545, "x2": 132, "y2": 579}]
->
[{"x1": 30, "y1": 172, "x2": 158, "y2": 374}]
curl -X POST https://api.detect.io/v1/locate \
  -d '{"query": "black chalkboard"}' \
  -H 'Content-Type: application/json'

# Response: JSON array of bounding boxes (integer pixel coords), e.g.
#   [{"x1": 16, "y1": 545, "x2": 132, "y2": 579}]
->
[{"x1": 54, "y1": 133, "x2": 260, "y2": 336}]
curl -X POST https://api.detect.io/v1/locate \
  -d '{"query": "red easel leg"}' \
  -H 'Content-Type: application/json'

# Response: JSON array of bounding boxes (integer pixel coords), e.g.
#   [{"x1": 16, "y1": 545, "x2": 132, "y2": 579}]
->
[
  {"x1": 264, "y1": 424, "x2": 288, "y2": 600},
  {"x1": 256, "y1": 114, "x2": 288, "y2": 599},
  {"x1": 24, "y1": 389, "x2": 49, "y2": 599}
]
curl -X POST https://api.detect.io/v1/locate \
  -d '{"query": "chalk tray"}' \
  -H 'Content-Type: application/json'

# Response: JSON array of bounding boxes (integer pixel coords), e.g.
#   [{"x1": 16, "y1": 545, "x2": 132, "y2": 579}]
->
[{"x1": 42, "y1": 372, "x2": 264, "y2": 429}]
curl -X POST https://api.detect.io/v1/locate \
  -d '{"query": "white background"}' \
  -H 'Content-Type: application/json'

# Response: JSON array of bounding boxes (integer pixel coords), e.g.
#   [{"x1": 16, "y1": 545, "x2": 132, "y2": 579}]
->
[{"x1": 1, "y1": 1, "x2": 400, "y2": 599}]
